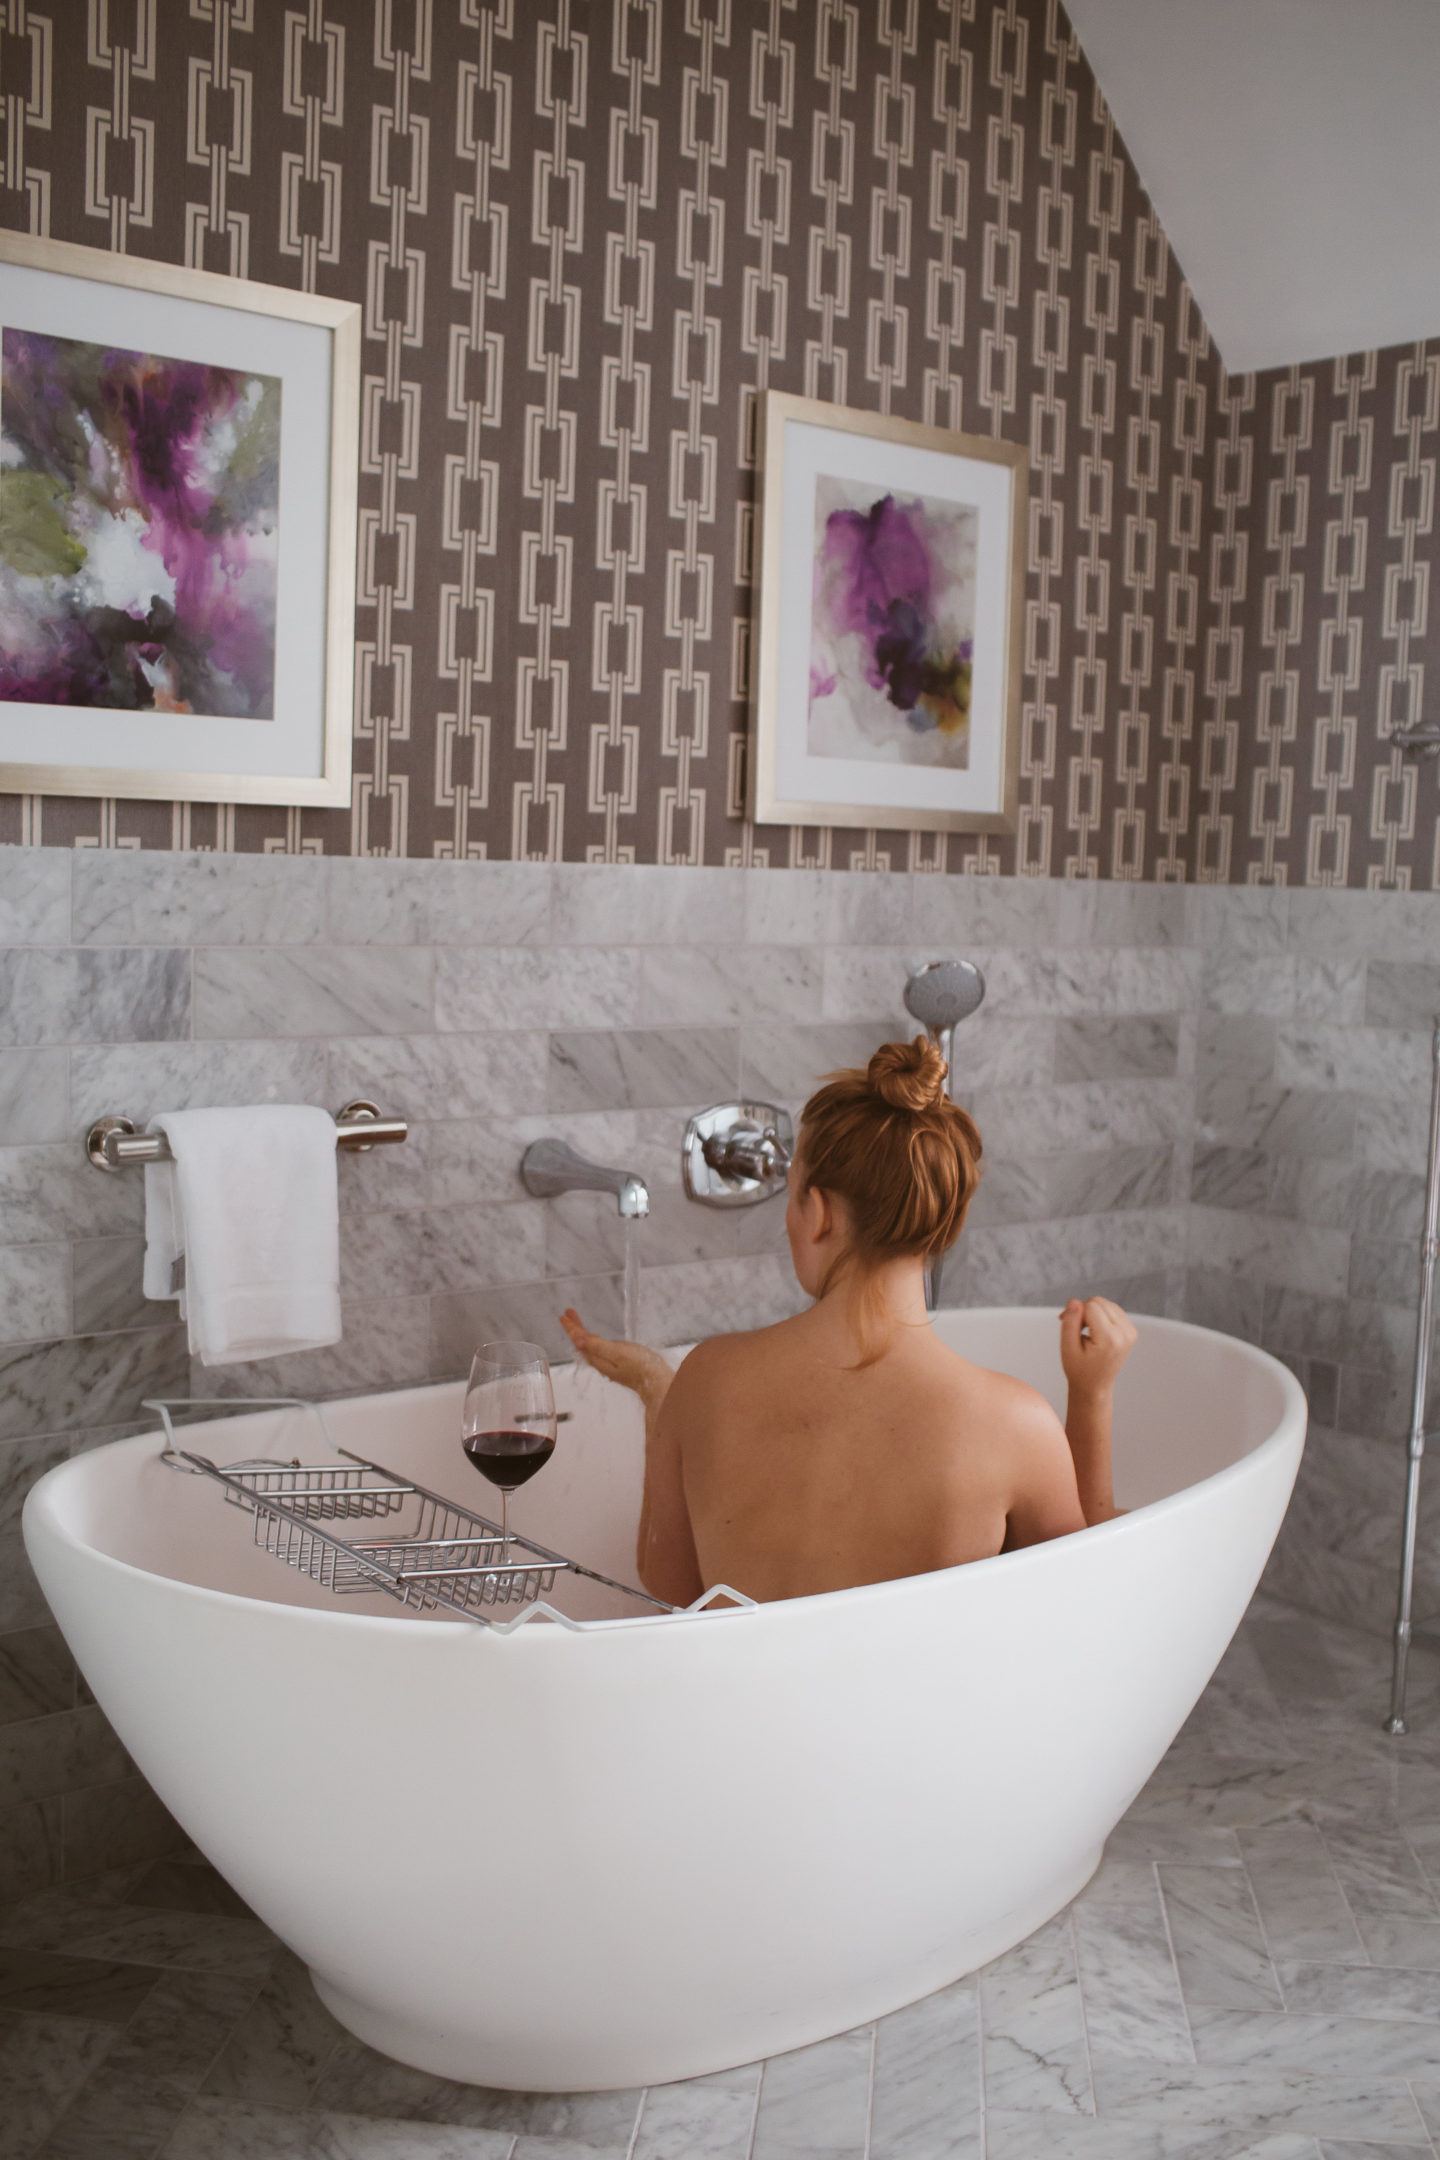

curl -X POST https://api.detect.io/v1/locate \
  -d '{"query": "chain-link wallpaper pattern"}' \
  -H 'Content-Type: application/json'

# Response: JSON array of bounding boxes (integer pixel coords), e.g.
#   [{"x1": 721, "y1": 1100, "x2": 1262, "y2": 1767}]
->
[{"x1": 0, "y1": 0, "x2": 1435, "y2": 881}]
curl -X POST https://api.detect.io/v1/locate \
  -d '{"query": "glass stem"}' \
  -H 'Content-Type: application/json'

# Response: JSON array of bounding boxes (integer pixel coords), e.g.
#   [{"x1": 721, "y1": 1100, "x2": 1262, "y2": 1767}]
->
[{"x1": 500, "y1": 1488, "x2": 509, "y2": 1546}]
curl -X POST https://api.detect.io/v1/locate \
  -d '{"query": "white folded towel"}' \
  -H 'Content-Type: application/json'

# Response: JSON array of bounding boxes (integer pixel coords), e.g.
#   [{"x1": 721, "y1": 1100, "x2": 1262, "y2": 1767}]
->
[{"x1": 143, "y1": 1105, "x2": 343, "y2": 1367}]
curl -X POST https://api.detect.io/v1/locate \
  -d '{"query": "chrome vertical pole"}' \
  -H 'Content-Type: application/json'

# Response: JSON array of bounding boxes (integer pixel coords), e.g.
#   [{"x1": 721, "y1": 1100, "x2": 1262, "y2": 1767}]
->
[
  {"x1": 1386, "y1": 1017, "x2": 1440, "y2": 1735},
  {"x1": 924, "y1": 1022, "x2": 957, "y2": 1314}
]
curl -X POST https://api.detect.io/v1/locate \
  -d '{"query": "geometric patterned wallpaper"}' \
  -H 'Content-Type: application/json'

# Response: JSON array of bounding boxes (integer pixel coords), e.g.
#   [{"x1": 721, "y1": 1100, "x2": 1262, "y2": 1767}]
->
[{"x1": 0, "y1": 0, "x2": 1435, "y2": 883}]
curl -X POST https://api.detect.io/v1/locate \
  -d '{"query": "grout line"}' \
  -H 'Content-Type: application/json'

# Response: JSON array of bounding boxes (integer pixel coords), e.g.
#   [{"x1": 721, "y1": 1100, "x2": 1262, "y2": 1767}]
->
[
  {"x1": 1067, "y1": 1903, "x2": 1100, "y2": 2116},
  {"x1": 862, "y1": 2019, "x2": 877, "y2": 2160},
  {"x1": 1152, "y1": 1857, "x2": 1199, "y2": 2064},
  {"x1": 624, "y1": 2086, "x2": 645, "y2": 2160},
  {"x1": 744, "y1": 2055, "x2": 765, "y2": 2160}
]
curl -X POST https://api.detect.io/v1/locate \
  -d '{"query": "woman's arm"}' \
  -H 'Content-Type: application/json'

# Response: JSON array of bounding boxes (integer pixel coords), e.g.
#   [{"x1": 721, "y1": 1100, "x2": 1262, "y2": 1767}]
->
[
  {"x1": 559, "y1": 1310, "x2": 702, "y2": 1606},
  {"x1": 1059, "y1": 1297, "x2": 1137, "y2": 1525}
]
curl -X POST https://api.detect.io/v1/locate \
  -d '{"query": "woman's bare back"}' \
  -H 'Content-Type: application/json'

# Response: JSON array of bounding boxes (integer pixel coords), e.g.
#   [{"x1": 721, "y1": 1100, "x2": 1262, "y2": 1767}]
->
[{"x1": 666, "y1": 1302, "x2": 1088, "y2": 1602}]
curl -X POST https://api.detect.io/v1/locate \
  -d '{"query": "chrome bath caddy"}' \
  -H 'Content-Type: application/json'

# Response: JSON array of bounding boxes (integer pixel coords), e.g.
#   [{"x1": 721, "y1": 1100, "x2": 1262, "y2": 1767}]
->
[{"x1": 151, "y1": 1399, "x2": 676, "y2": 1629}]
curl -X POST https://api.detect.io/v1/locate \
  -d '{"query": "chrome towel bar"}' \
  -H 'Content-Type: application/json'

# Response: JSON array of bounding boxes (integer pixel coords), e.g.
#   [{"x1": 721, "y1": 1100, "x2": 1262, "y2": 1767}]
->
[{"x1": 85, "y1": 1098, "x2": 408, "y2": 1173}]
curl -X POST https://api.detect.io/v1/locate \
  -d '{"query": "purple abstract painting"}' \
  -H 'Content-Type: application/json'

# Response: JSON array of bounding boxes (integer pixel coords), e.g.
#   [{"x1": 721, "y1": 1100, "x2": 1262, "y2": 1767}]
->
[
  {"x1": 0, "y1": 328, "x2": 280, "y2": 718},
  {"x1": 809, "y1": 476, "x2": 977, "y2": 769}
]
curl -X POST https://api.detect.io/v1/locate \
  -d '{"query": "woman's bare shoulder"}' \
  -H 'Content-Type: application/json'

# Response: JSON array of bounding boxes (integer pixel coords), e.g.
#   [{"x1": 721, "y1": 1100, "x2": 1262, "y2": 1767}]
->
[
  {"x1": 934, "y1": 1351, "x2": 1067, "y2": 1441},
  {"x1": 668, "y1": 1311, "x2": 815, "y2": 1392}
]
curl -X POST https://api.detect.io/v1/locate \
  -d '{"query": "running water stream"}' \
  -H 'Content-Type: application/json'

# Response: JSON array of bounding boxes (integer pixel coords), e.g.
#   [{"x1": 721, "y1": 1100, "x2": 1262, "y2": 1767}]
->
[{"x1": 622, "y1": 1217, "x2": 641, "y2": 1341}]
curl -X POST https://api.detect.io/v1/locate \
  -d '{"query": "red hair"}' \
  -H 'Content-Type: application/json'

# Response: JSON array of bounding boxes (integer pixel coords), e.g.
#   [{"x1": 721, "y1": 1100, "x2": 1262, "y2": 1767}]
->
[{"x1": 798, "y1": 1036, "x2": 983, "y2": 1354}]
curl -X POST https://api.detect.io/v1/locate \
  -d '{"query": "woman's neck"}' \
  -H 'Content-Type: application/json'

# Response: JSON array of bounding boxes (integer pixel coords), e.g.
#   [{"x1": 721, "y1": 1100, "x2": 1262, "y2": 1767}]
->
[{"x1": 813, "y1": 1254, "x2": 932, "y2": 1341}]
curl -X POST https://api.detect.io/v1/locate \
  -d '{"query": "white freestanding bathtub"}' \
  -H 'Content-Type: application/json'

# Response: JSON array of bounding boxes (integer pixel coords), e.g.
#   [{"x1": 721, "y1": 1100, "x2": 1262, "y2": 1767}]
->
[{"x1": 24, "y1": 1308, "x2": 1304, "y2": 2091}]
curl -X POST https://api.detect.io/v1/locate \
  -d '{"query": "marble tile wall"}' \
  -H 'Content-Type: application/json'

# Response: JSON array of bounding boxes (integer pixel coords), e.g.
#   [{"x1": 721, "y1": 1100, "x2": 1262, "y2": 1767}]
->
[
  {"x1": 1183, "y1": 883, "x2": 1440, "y2": 1637},
  {"x1": 0, "y1": 845, "x2": 1436, "y2": 1894}
]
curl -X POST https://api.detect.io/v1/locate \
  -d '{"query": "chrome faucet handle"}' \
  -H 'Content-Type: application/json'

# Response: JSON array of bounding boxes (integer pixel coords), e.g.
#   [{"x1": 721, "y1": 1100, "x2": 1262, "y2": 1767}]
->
[
  {"x1": 704, "y1": 1122, "x2": 791, "y2": 1185},
  {"x1": 684, "y1": 1102, "x2": 794, "y2": 1209}
]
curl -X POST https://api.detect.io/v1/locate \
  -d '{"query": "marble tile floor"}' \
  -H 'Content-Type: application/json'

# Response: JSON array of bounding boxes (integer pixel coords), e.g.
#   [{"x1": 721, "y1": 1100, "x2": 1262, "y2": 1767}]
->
[{"x1": 6, "y1": 1594, "x2": 1440, "y2": 2158}]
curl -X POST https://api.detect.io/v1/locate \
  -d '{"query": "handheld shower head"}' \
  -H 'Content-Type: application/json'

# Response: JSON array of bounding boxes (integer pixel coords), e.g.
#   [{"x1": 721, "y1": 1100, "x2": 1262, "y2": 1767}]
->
[
  {"x1": 902, "y1": 957, "x2": 987, "y2": 1043},
  {"x1": 903, "y1": 958, "x2": 986, "y2": 1323}
]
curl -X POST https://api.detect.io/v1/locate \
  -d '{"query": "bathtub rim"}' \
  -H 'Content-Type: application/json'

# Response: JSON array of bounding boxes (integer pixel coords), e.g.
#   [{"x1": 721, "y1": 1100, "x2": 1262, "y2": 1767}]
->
[{"x1": 24, "y1": 1306, "x2": 1306, "y2": 1640}]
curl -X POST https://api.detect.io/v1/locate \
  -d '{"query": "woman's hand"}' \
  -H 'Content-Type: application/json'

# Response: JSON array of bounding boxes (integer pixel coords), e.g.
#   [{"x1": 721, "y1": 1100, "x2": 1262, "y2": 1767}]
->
[
  {"x1": 1059, "y1": 1296, "x2": 1137, "y2": 1399},
  {"x1": 560, "y1": 1308, "x2": 674, "y2": 1412}
]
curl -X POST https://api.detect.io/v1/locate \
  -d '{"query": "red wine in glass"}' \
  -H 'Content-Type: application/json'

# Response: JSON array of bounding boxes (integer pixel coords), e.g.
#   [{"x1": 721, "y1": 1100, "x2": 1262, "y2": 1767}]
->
[
  {"x1": 462, "y1": 1341, "x2": 557, "y2": 1547},
  {"x1": 462, "y1": 1429, "x2": 556, "y2": 1490}
]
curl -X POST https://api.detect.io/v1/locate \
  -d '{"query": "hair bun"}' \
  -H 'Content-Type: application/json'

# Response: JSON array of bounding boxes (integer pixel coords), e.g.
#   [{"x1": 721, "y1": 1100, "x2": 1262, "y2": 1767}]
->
[{"x1": 867, "y1": 1036, "x2": 949, "y2": 1113}]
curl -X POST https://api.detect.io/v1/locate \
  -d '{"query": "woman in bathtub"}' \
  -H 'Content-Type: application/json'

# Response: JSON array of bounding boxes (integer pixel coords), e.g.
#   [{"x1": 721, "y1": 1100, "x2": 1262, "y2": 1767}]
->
[{"x1": 561, "y1": 1036, "x2": 1136, "y2": 1606}]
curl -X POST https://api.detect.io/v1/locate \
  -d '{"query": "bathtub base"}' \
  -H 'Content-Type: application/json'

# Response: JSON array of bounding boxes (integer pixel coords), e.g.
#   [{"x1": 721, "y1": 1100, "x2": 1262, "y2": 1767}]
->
[{"x1": 307, "y1": 1845, "x2": 1104, "y2": 2092}]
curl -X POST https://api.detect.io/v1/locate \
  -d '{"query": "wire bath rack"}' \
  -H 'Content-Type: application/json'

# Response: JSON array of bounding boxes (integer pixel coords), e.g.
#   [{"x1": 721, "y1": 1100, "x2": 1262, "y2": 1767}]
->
[{"x1": 149, "y1": 1398, "x2": 688, "y2": 1630}]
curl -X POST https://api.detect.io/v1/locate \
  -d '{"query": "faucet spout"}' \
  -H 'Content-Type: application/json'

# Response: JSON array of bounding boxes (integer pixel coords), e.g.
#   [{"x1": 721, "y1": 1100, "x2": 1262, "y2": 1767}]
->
[{"x1": 520, "y1": 1139, "x2": 650, "y2": 1219}]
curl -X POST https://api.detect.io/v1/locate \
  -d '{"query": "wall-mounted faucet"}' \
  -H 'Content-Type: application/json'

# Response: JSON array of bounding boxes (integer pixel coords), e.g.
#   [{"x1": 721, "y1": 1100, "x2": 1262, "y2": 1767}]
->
[{"x1": 520, "y1": 1139, "x2": 650, "y2": 1219}]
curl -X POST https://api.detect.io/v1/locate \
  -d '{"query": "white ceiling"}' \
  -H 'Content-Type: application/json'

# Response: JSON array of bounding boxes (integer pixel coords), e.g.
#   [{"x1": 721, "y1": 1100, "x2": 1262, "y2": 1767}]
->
[{"x1": 1064, "y1": 0, "x2": 1440, "y2": 375}]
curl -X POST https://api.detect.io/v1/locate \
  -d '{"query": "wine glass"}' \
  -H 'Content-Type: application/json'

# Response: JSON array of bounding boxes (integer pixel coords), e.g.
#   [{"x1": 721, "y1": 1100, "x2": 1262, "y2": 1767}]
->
[{"x1": 461, "y1": 1341, "x2": 557, "y2": 1549}]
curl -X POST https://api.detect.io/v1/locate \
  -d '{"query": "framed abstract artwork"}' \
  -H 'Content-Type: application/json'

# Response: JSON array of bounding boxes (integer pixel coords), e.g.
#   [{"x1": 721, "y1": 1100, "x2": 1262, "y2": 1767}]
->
[
  {"x1": 0, "y1": 231, "x2": 358, "y2": 807},
  {"x1": 750, "y1": 391, "x2": 1026, "y2": 834}
]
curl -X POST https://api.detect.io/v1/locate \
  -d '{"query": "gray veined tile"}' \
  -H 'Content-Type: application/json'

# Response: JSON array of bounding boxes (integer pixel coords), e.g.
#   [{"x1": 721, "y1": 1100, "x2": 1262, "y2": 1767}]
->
[
  {"x1": 1188, "y1": 2002, "x2": 1440, "y2": 2080},
  {"x1": 643, "y1": 945, "x2": 823, "y2": 1027},
  {"x1": 547, "y1": 1026, "x2": 738, "y2": 1113},
  {"x1": 0, "y1": 1144, "x2": 142, "y2": 1247},
  {"x1": 92, "y1": 1966, "x2": 262, "y2": 2088},
  {"x1": 749, "y1": 2027, "x2": 872, "y2": 2159},
  {"x1": 1053, "y1": 1015, "x2": 1180, "y2": 1083},
  {"x1": 0, "y1": 1945, "x2": 158, "y2": 2023},
  {"x1": 72, "y1": 848, "x2": 326, "y2": 946},
  {"x1": 738, "y1": 1020, "x2": 891, "y2": 1103},
  {"x1": 1185, "y1": 885, "x2": 1290, "y2": 955},
  {"x1": 1316, "y1": 1815, "x2": 1440, "y2": 1967},
  {"x1": 1103, "y1": 1821, "x2": 1244, "y2": 1869},
  {"x1": 1089, "y1": 2057, "x2": 1428, "y2": 2144},
  {"x1": 0, "y1": 2010, "x2": 117, "y2": 2157},
  {"x1": 1190, "y1": 1145, "x2": 1271, "y2": 1212},
  {"x1": 430, "y1": 1270, "x2": 624, "y2": 1377},
  {"x1": 0, "y1": 1047, "x2": 70, "y2": 1142},
  {"x1": 327, "y1": 1032, "x2": 550, "y2": 1121},
  {"x1": 0, "y1": 948, "x2": 191, "y2": 1047},
  {"x1": 979, "y1": 1913, "x2": 1093, "y2": 2114},
  {"x1": 985, "y1": 2114, "x2": 1319, "y2": 2159},
  {"x1": 71, "y1": 1237, "x2": 167, "y2": 1337},
  {"x1": 1073, "y1": 1897, "x2": 1192, "y2": 2066},
  {"x1": 743, "y1": 867, "x2": 830, "y2": 946},
  {"x1": 1159, "y1": 1866, "x2": 1282, "y2": 2012},
  {"x1": 551, "y1": 862, "x2": 745, "y2": 946},
  {"x1": 1277, "y1": 1961, "x2": 1440, "y2": 2020},
  {"x1": 0, "y1": 1326, "x2": 189, "y2": 1442},
  {"x1": 328, "y1": 856, "x2": 553, "y2": 948},
  {"x1": 322, "y1": 857, "x2": 435, "y2": 945},
  {"x1": 822, "y1": 868, "x2": 911, "y2": 944},
  {"x1": 0, "y1": 844, "x2": 70, "y2": 944},
  {"x1": 912, "y1": 870, "x2": 1062, "y2": 948},
  {"x1": 419, "y1": 1200, "x2": 547, "y2": 1295},
  {"x1": 0, "y1": 1244, "x2": 70, "y2": 1344},
  {"x1": 0, "y1": 1627, "x2": 74, "y2": 1727},
  {"x1": 868, "y1": 1977, "x2": 981, "y2": 2158},
  {"x1": 203, "y1": 1950, "x2": 345, "y2": 2108},
  {"x1": 194, "y1": 948, "x2": 435, "y2": 1040},
  {"x1": 157, "y1": 2096, "x2": 323, "y2": 2158},
  {"x1": 436, "y1": 945, "x2": 639, "y2": 1033},
  {"x1": 59, "y1": 1776, "x2": 188, "y2": 1880},
  {"x1": 631, "y1": 2074, "x2": 758, "y2": 2160},
  {"x1": 1234, "y1": 1823, "x2": 1366, "y2": 1965},
  {"x1": 61, "y1": 1908, "x2": 276, "y2": 1985},
  {"x1": 1290, "y1": 885, "x2": 1440, "y2": 962},
  {"x1": 1057, "y1": 878, "x2": 1188, "y2": 949},
  {"x1": 68, "y1": 1040, "x2": 332, "y2": 1130}
]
